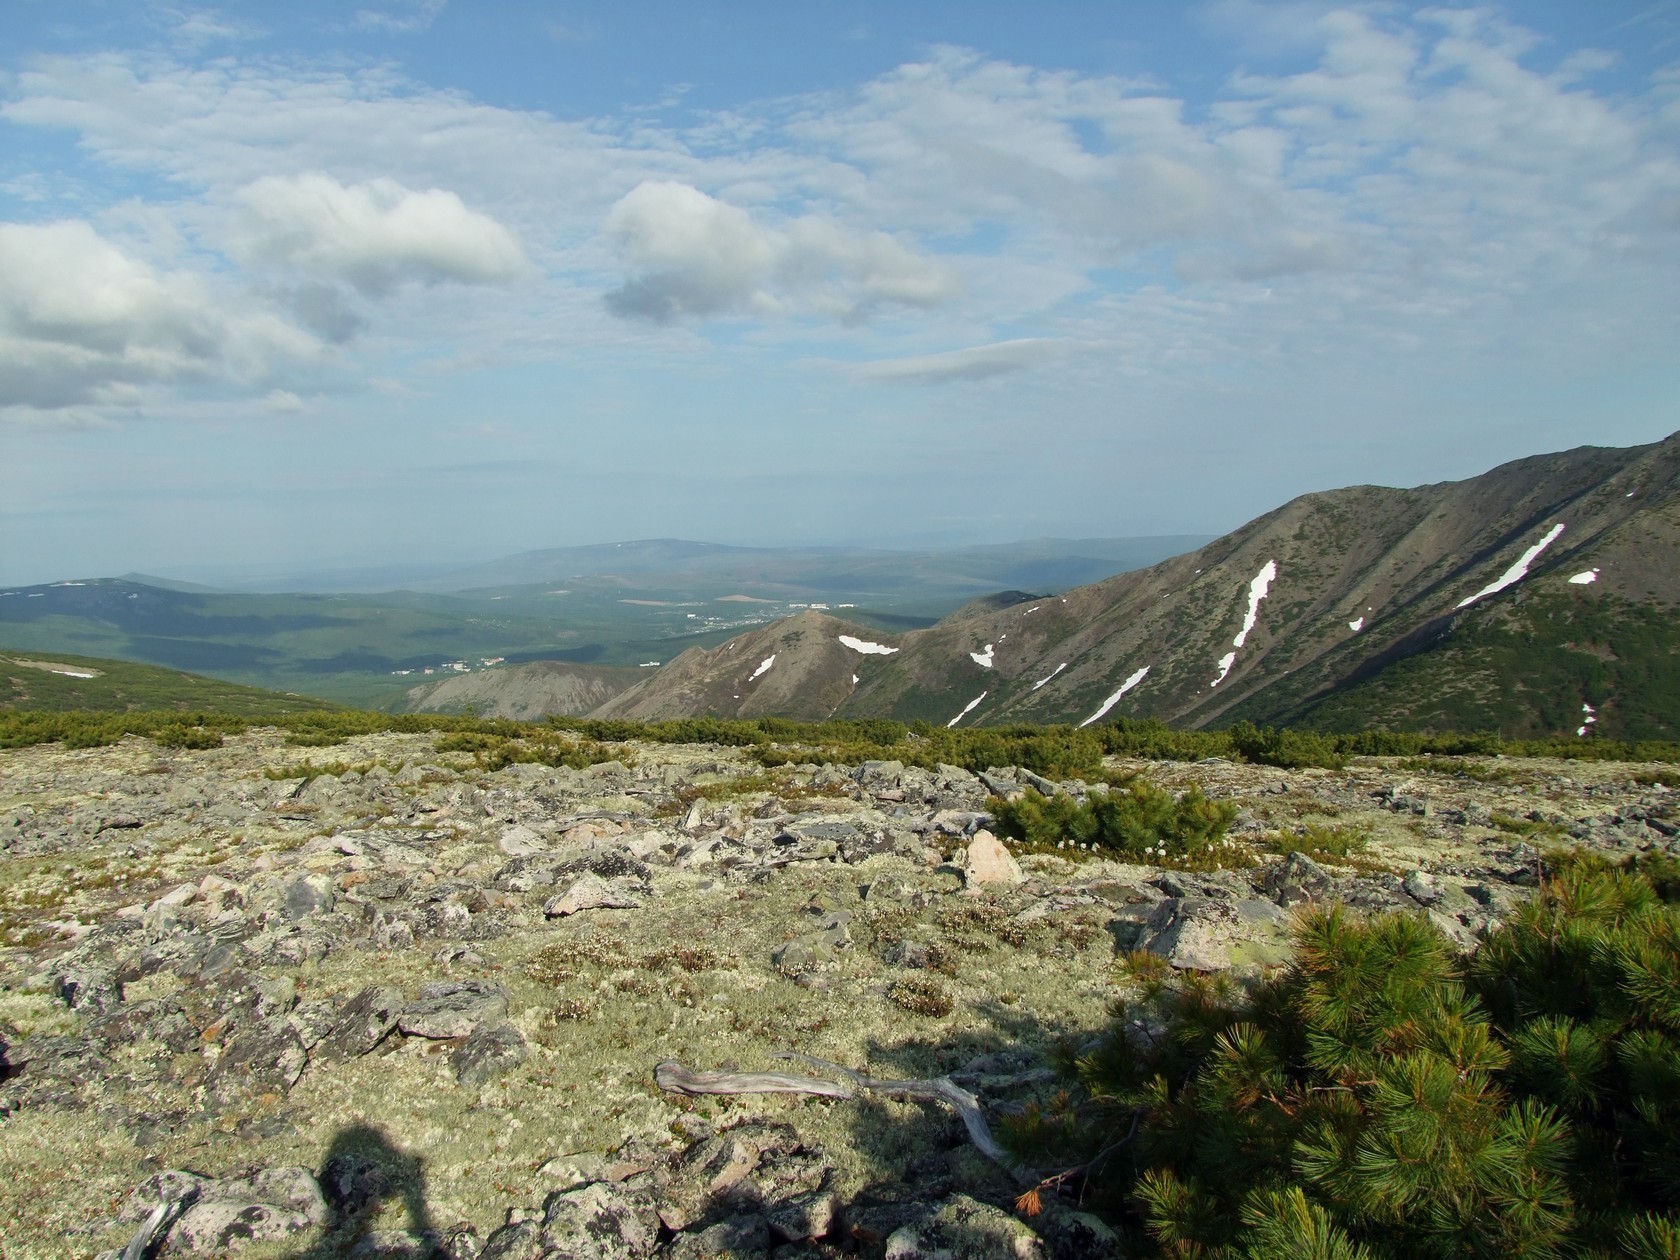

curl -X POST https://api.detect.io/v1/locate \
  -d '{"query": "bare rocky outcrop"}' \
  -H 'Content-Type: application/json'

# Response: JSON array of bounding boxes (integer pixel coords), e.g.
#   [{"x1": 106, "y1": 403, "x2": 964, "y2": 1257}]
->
[{"x1": 2, "y1": 728, "x2": 1674, "y2": 1256}]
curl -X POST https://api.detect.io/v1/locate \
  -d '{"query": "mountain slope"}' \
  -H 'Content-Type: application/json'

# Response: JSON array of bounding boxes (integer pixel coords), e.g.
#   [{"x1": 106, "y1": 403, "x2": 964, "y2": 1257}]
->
[
  {"x1": 0, "y1": 650, "x2": 335, "y2": 714},
  {"x1": 598, "y1": 434, "x2": 1680, "y2": 738},
  {"x1": 400, "y1": 662, "x2": 645, "y2": 720}
]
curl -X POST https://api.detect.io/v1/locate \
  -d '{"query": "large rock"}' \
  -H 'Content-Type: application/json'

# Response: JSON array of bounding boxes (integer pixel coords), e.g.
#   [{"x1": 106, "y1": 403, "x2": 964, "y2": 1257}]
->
[
  {"x1": 116, "y1": 1167, "x2": 328, "y2": 1254},
  {"x1": 398, "y1": 980, "x2": 509, "y2": 1039},
  {"x1": 1139, "y1": 897, "x2": 1292, "y2": 972},
  {"x1": 961, "y1": 830, "x2": 1024, "y2": 888}
]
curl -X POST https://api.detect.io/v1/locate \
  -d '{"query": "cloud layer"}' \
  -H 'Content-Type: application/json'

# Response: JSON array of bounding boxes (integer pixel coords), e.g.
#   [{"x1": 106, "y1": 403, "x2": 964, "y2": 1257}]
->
[{"x1": 1, "y1": 4, "x2": 1676, "y2": 444}]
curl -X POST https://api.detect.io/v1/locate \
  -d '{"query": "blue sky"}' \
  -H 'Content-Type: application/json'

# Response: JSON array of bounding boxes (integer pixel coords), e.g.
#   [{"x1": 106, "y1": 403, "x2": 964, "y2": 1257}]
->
[{"x1": 3, "y1": 1, "x2": 1678, "y2": 585}]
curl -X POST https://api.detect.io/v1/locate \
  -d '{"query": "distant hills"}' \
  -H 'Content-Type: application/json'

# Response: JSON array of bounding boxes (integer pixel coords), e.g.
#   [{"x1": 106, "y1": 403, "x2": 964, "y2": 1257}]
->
[
  {"x1": 0, "y1": 650, "x2": 333, "y2": 715},
  {"x1": 12, "y1": 434, "x2": 1677, "y2": 740},
  {"x1": 0, "y1": 535, "x2": 1206, "y2": 709},
  {"x1": 533, "y1": 433, "x2": 1679, "y2": 740}
]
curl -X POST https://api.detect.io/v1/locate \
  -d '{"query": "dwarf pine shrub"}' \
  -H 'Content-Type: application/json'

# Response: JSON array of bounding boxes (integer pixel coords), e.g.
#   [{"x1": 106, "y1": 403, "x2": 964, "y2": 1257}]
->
[
  {"x1": 988, "y1": 782, "x2": 1239, "y2": 863},
  {"x1": 1005, "y1": 861, "x2": 1680, "y2": 1258}
]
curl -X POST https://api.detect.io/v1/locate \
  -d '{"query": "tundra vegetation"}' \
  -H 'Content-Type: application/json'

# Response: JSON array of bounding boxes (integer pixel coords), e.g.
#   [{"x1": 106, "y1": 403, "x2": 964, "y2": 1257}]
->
[{"x1": 2, "y1": 700, "x2": 1678, "y2": 1256}]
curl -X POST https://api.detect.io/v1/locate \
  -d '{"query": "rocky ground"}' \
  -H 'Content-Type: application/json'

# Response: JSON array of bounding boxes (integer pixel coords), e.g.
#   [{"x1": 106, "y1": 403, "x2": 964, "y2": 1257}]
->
[{"x1": 1, "y1": 730, "x2": 1675, "y2": 1259}]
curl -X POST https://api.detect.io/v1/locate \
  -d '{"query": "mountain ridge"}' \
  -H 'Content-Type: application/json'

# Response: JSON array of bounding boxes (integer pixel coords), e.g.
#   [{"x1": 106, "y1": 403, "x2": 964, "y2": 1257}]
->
[{"x1": 583, "y1": 434, "x2": 1680, "y2": 738}]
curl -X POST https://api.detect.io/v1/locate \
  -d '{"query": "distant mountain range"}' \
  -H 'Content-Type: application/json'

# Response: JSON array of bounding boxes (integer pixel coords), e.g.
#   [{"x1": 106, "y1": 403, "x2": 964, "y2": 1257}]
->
[
  {"x1": 0, "y1": 535, "x2": 1208, "y2": 709},
  {"x1": 432, "y1": 433, "x2": 1678, "y2": 740}
]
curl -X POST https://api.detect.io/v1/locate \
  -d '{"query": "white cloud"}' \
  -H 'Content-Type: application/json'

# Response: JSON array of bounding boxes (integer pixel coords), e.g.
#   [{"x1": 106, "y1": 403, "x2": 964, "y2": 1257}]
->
[
  {"x1": 354, "y1": 0, "x2": 447, "y2": 34},
  {"x1": 852, "y1": 338, "x2": 1069, "y2": 385},
  {"x1": 0, "y1": 220, "x2": 317, "y2": 411},
  {"x1": 229, "y1": 173, "x2": 526, "y2": 296},
  {"x1": 603, "y1": 180, "x2": 958, "y2": 323},
  {"x1": 1, "y1": 9, "x2": 1676, "y2": 424}
]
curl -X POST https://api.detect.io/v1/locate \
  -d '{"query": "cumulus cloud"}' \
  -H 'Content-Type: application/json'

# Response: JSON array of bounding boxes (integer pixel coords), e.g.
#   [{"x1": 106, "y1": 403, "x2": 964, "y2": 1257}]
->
[
  {"x1": 851, "y1": 338, "x2": 1070, "y2": 386},
  {"x1": 0, "y1": 220, "x2": 317, "y2": 411},
  {"x1": 230, "y1": 173, "x2": 526, "y2": 297},
  {"x1": 603, "y1": 180, "x2": 958, "y2": 323}
]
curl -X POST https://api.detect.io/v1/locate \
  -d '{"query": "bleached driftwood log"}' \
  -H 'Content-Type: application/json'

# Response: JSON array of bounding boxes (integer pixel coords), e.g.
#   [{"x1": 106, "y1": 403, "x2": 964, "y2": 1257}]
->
[{"x1": 654, "y1": 1052, "x2": 1035, "y2": 1185}]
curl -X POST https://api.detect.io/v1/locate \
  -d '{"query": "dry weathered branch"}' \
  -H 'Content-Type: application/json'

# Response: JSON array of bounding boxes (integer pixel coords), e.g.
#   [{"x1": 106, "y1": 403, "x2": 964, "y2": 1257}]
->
[
  {"x1": 654, "y1": 1054, "x2": 1036, "y2": 1185},
  {"x1": 653, "y1": 1061, "x2": 856, "y2": 1100},
  {"x1": 121, "y1": 1188, "x2": 197, "y2": 1260}
]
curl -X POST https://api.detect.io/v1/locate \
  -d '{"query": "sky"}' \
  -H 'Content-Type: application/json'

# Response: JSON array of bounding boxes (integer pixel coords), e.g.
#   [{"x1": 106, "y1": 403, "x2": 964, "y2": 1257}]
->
[{"x1": 3, "y1": 1, "x2": 1678, "y2": 586}]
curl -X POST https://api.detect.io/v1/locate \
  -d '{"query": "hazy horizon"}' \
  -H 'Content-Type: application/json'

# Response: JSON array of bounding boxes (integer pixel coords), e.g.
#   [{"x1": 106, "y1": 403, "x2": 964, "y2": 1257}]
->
[{"x1": 5, "y1": 2, "x2": 1678, "y2": 587}]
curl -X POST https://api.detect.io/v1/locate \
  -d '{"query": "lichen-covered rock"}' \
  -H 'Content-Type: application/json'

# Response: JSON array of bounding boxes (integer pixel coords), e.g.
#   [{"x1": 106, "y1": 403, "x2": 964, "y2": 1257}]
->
[
  {"x1": 882, "y1": 1194, "x2": 1044, "y2": 1259},
  {"x1": 543, "y1": 872, "x2": 645, "y2": 918},
  {"x1": 118, "y1": 1166, "x2": 328, "y2": 1254},
  {"x1": 398, "y1": 980, "x2": 509, "y2": 1039},
  {"x1": 539, "y1": 1180, "x2": 660, "y2": 1259},
  {"x1": 1139, "y1": 897, "x2": 1292, "y2": 972}
]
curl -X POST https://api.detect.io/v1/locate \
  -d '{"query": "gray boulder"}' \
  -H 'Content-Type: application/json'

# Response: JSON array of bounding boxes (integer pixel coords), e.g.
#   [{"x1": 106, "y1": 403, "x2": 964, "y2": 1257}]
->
[{"x1": 398, "y1": 981, "x2": 509, "y2": 1039}]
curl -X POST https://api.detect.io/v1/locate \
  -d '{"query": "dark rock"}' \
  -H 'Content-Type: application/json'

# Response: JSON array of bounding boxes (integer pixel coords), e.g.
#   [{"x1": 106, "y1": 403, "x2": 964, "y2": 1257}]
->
[
  {"x1": 316, "y1": 986, "x2": 404, "y2": 1063},
  {"x1": 667, "y1": 1213, "x2": 771, "y2": 1258},
  {"x1": 1037, "y1": 1204, "x2": 1121, "y2": 1259},
  {"x1": 208, "y1": 1023, "x2": 308, "y2": 1099},
  {"x1": 554, "y1": 851, "x2": 653, "y2": 887},
  {"x1": 881, "y1": 939, "x2": 933, "y2": 969},
  {"x1": 318, "y1": 1151, "x2": 393, "y2": 1218},
  {"x1": 453, "y1": 1021, "x2": 528, "y2": 1087},
  {"x1": 283, "y1": 874, "x2": 336, "y2": 921},
  {"x1": 477, "y1": 1219, "x2": 544, "y2": 1260}
]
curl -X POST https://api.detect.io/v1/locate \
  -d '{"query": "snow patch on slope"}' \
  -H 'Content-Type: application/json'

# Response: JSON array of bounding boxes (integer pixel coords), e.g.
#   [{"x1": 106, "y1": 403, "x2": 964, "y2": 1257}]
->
[
  {"x1": 1457, "y1": 523, "x2": 1566, "y2": 608},
  {"x1": 1079, "y1": 667, "x2": 1150, "y2": 728},
  {"x1": 1348, "y1": 617, "x2": 1364, "y2": 632},
  {"x1": 970, "y1": 644, "x2": 995, "y2": 668},
  {"x1": 1211, "y1": 560, "x2": 1277, "y2": 688},
  {"x1": 1031, "y1": 663, "x2": 1067, "y2": 691},
  {"x1": 838, "y1": 635, "x2": 897, "y2": 655},
  {"x1": 750, "y1": 655, "x2": 776, "y2": 681},
  {"x1": 1577, "y1": 702, "x2": 1597, "y2": 738},
  {"x1": 1568, "y1": 568, "x2": 1599, "y2": 585},
  {"x1": 947, "y1": 692, "x2": 987, "y2": 728}
]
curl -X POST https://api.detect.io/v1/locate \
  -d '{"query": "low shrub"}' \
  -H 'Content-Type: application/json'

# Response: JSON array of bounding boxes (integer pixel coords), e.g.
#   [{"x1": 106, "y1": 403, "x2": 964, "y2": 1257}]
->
[{"x1": 1005, "y1": 861, "x2": 1680, "y2": 1257}]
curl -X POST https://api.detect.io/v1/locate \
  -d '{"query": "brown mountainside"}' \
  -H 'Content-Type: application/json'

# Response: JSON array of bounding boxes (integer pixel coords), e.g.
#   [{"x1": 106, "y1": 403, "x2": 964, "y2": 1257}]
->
[{"x1": 588, "y1": 434, "x2": 1680, "y2": 736}]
